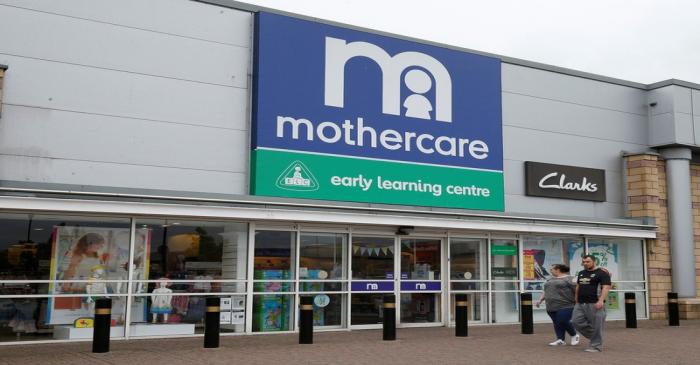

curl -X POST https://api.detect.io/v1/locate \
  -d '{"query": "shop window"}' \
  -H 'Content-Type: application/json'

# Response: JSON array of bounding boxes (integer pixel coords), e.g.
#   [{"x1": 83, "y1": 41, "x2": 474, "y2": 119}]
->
[
  {"x1": 587, "y1": 238, "x2": 646, "y2": 320},
  {"x1": 400, "y1": 238, "x2": 441, "y2": 324},
  {"x1": 448, "y1": 238, "x2": 488, "y2": 323},
  {"x1": 351, "y1": 236, "x2": 393, "y2": 325},
  {"x1": 490, "y1": 238, "x2": 519, "y2": 323},
  {"x1": 299, "y1": 233, "x2": 347, "y2": 328},
  {"x1": 0, "y1": 213, "x2": 131, "y2": 342},
  {"x1": 401, "y1": 238, "x2": 441, "y2": 280},
  {"x1": 253, "y1": 230, "x2": 295, "y2": 332},
  {"x1": 351, "y1": 236, "x2": 394, "y2": 280},
  {"x1": 130, "y1": 220, "x2": 248, "y2": 336},
  {"x1": 522, "y1": 236, "x2": 583, "y2": 322}
]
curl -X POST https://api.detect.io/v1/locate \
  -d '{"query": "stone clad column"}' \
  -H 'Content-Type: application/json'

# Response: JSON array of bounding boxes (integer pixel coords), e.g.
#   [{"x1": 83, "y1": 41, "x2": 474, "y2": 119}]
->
[{"x1": 661, "y1": 147, "x2": 697, "y2": 298}]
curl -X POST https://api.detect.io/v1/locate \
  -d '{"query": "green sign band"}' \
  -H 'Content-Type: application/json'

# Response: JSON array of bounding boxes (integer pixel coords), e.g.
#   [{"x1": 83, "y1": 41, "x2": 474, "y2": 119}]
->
[{"x1": 251, "y1": 149, "x2": 504, "y2": 211}]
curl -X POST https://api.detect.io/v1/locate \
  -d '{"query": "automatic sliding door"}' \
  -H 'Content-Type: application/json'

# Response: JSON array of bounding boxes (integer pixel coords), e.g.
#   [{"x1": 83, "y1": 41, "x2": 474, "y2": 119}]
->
[
  {"x1": 350, "y1": 236, "x2": 395, "y2": 326},
  {"x1": 449, "y1": 238, "x2": 488, "y2": 323},
  {"x1": 399, "y1": 238, "x2": 442, "y2": 325}
]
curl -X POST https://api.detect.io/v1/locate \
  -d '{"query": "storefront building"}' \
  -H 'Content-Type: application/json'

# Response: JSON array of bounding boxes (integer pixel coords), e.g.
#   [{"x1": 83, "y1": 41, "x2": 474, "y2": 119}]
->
[{"x1": 0, "y1": 0, "x2": 697, "y2": 344}]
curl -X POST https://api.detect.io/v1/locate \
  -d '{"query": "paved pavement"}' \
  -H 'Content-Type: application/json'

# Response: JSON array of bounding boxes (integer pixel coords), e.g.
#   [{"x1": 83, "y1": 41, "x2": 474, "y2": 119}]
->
[{"x1": 2, "y1": 320, "x2": 699, "y2": 365}]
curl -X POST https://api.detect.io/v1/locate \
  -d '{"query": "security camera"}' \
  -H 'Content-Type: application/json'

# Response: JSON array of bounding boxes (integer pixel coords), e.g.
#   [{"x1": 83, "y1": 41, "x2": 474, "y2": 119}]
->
[{"x1": 396, "y1": 226, "x2": 415, "y2": 235}]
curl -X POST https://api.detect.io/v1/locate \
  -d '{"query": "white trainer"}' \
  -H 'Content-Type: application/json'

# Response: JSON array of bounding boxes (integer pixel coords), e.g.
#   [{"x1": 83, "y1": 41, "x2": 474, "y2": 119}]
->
[
  {"x1": 548, "y1": 339, "x2": 566, "y2": 346},
  {"x1": 570, "y1": 334, "x2": 580, "y2": 346}
]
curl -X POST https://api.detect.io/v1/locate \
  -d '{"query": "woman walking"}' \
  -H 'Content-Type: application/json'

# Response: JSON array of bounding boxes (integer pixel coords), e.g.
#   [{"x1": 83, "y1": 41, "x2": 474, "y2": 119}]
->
[{"x1": 535, "y1": 264, "x2": 580, "y2": 346}]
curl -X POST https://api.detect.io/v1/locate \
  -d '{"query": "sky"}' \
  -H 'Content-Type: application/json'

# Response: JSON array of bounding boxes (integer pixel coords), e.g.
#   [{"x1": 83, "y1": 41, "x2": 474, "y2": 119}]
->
[{"x1": 237, "y1": 0, "x2": 700, "y2": 85}]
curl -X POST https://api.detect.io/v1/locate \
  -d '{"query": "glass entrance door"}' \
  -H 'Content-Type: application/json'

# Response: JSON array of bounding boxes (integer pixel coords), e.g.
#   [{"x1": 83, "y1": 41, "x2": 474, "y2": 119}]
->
[
  {"x1": 449, "y1": 238, "x2": 488, "y2": 324},
  {"x1": 398, "y1": 238, "x2": 442, "y2": 326},
  {"x1": 350, "y1": 235, "x2": 395, "y2": 327}
]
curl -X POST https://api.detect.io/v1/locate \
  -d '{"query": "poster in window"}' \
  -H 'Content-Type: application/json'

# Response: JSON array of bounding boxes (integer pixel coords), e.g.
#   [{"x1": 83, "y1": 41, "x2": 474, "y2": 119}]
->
[{"x1": 46, "y1": 226, "x2": 151, "y2": 325}]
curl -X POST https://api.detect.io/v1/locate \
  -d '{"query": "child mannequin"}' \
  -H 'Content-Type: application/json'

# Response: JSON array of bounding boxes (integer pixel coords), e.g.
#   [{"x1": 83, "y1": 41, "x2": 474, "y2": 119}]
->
[
  {"x1": 85, "y1": 265, "x2": 108, "y2": 313},
  {"x1": 151, "y1": 278, "x2": 173, "y2": 323}
]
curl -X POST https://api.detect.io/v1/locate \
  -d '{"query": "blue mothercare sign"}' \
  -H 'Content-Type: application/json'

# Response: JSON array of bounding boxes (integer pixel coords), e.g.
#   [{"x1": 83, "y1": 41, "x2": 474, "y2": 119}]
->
[{"x1": 251, "y1": 12, "x2": 504, "y2": 211}]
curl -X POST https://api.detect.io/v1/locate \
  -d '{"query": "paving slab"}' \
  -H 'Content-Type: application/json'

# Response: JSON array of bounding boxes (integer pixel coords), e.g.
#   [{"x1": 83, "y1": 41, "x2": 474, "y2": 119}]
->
[{"x1": 1, "y1": 320, "x2": 698, "y2": 365}]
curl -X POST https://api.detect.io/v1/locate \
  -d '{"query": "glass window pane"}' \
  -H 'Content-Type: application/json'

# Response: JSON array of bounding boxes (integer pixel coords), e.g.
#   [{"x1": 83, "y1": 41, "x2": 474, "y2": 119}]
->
[
  {"x1": 300, "y1": 233, "x2": 346, "y2": 280},
  {"x1": 254, "y1": 230, "x2": 295, "y2": 281},
  {"x1": 253, "y1": 281, "x2": 293, "y2": 293},
  {"x1": 587, "y1": 239, "x2": 645, "y2": 281},
  {"x1": 604, "y1": 291, "x2": 647, "y2": 320},
  {"x1": 492, "y1": 292, "x2": 520, "y2": 323},
  {"x1": 400, "y1": 293, "x2": 440, "y2": 323},
  {"x1": 352, "y1": 236, "x2": 394, "y2": 280},
  {"x1": 0, "y1": 213, "x2": 131, "y2": 282},
  {"x1": 401, "y1": 239, "x2": 440, "y2": 280},
  {"x1": 129, "y1": 294, "x2": 242, "y2": 335},
  {"x1": 300, "y1": 294, "x2": 344, "y2": 327},
  {"x1": 449, "y1": 293, "x2": 487, "y2": 323},
  {"x1": 351, "y1": 293, "x2": 385, "y2": 325},
  {"x1": 252, "y1": 294, "x2": 294, "y2": 332},
  {"x1": 450, "y1": 238, "x2": 485, "y2": 280},
  {"x1": 300, "y1": 282, "x2": 345, "y2": 292},
  {"x1": 0, "y1": 296, "x2": 127, "y2": 342},
  {"x1": 490, "y1": 239, "x2": 518, "y2": 280},
  {"x1": 492, "y1": 282, "x2": 519, "y2": 291},
  {"x1": 522, "y1": 236, "x2": 583, "y2": 281},
  {"x1": 450, "y1": 282, "x2": 487, "y2": 291},
  {"x1": 139, "y1": 220, "x2": 248, "y2": 282}
]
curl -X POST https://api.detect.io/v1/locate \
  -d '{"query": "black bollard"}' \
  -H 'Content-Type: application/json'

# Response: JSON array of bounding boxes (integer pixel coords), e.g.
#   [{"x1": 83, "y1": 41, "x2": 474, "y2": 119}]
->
[
  {"x1": 204, "y1": 297, "x2": 221, "y2": 348},
  {"x1": 624, "y1": 292, "x2": 637, "y2": 328},
  {"x1": 383, "y1": 294, "x2": 396, "y2": 341},
  {"x1": 455, "y1": 294, "x2": 468, "y2": 337},
  {"x1": 668, "y1": 292, "x2": 680, "y2": 326},
  {"x1": 520, "y1": 293, "x2": 533, "y2": 334},
  {"x1": 92, "y1": 298, "x2": 112, "y2": 353},
  {"x1": 299, "y1": 296, "x2": 314, "y2": 344}
]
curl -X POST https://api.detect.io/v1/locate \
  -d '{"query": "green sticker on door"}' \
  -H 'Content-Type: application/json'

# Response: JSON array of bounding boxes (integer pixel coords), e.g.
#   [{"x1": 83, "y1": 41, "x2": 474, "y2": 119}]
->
[{"x1": 491, "y1": 245, "x2": 517, "y2": 256}]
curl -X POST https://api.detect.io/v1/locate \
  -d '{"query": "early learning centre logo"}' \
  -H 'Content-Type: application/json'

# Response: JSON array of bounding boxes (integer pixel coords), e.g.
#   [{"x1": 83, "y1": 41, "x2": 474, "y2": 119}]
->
[{"x1": 275, "y1": 161, "x2": 319, "y2": 191}]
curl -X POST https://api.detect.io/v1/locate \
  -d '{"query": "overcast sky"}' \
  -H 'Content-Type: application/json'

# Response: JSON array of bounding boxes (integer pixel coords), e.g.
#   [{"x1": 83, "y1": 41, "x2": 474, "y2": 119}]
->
[{"x1": 239, "y1": 0, "x2": 700, "y2": 85}]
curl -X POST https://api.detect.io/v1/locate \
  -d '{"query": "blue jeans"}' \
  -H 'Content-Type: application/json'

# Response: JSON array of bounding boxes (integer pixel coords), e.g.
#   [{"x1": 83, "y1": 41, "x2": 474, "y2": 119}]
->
[{"x1": 547, "y1": 307, "x2": 576, "y2": 341}]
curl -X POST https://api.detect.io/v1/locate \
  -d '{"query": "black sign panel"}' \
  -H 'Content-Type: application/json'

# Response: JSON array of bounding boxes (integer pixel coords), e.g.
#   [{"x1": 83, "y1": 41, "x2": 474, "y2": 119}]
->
[{"x1": 525, "y1": 162, "x2": 606, "y2": 202}]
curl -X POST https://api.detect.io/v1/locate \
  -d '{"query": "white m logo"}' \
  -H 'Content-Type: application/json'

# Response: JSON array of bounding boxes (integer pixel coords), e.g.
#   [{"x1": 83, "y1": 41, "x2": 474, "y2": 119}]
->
[{"x1": 324, "y1": 37, "x2": 453, "y2": 123}]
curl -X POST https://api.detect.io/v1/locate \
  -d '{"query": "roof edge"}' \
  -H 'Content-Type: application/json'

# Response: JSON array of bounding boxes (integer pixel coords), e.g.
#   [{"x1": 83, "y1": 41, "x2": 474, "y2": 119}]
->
[
  {"x1": 194, "y1": 0, "x2": 698, "y2": 91},
  {"x1": 647, "y1": 78, "x2": 700, "y2": 91}
]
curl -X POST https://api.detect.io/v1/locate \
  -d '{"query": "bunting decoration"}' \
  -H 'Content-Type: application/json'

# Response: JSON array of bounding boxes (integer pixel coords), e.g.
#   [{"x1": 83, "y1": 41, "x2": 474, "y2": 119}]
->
[{"x1": 352, "y1": 245, "x2": 395, "y2": 256}]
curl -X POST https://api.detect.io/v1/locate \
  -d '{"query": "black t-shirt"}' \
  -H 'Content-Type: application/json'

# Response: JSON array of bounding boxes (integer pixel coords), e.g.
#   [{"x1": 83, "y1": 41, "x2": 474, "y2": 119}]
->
[{"x1": 576, "y1": 268, "x2": 612, "y2": 303}]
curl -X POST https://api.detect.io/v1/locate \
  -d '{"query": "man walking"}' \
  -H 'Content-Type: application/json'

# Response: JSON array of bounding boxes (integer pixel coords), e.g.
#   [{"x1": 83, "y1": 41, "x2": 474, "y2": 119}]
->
[{"x1": 573, "y1": 254, "x2": 611, "y2": 353}]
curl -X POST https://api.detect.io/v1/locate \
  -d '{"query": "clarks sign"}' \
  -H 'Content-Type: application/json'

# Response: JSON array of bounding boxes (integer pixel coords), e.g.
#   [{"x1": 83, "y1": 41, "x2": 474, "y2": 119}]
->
[{"x1": 525, "y1": 162, "x2": 606, "y2": 202}]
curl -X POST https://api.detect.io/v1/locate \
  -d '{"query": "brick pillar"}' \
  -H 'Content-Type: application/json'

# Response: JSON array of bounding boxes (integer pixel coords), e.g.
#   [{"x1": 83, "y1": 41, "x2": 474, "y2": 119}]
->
[{"x1": 624, "y1": 153, "x2": 670, "y2": 319}]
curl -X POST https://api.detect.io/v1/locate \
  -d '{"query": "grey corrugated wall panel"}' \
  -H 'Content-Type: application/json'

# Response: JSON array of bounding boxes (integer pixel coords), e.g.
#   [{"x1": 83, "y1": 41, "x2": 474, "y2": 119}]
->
[
  {"x1": 502, "y1": 64, "x2": 648, "y2": 115},
  {"x1": 502, "y1": 92, "x2": 648, "y2": 145},
  {"x1": 0, "y1": 155, "x2": 248, "y2": 194},
  {"x1": 0, "y1": 0, "x2": 251, "y2": 47},
  {"x1": 0, "y1": 4, "x2": 249, "y2": 87},
  {"x1": 0, "y1": 105, "x2": 247, "y2": 173},
  {"x1": 0, "y1": 55, "x2": 248, "y2": 130},
  {"x1": 0, "y1": 1, "x2": 252, "y2": 194},
  {"x1": 502, "y1": 126, "x2": 645, "y2": 172}
]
